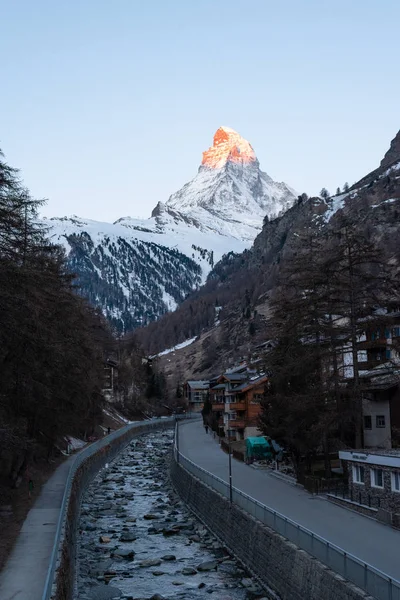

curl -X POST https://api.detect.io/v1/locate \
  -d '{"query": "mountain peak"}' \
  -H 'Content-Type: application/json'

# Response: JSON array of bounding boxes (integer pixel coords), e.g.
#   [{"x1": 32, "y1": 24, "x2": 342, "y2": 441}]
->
[{"x1": 201, "y1": 126, "x2": 256, "y2": 169}]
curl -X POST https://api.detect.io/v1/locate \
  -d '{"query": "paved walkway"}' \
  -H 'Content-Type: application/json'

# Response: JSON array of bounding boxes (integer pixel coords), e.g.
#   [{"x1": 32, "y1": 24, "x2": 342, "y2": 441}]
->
[
  {"x1": 179, "y1": 420, "x2": 400, "y2": 580},
  {"x1": 0, "y1": 455, "x2": 76, "y2": 600}
]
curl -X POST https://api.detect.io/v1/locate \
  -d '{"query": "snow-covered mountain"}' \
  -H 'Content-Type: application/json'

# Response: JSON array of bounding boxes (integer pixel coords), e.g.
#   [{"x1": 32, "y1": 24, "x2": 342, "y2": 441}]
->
[
  {"x1": 152, "y1": 126, "x2": 296, "y2": 241},
  {"x1": 45, "y1": 127, "x2": 296, "y2": 332}
]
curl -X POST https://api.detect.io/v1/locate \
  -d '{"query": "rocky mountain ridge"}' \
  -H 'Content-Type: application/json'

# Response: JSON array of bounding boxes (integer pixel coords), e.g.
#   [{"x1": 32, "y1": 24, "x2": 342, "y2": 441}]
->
[{"x1": 45, "y1": 127, "x2": 296, "y2": 332}]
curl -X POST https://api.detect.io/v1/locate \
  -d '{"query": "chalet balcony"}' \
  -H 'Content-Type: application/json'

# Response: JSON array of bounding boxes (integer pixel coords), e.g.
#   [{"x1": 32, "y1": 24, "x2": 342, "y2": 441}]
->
[
  {"x1": 212, "y1": 403, "x2": 225, "y2": 411},
  {"x1": 229, "y1": 419, "x2": 246, "y2": 429},
  {"x1": 229, "y1": 402, "x2": 246, "y2": 411}
]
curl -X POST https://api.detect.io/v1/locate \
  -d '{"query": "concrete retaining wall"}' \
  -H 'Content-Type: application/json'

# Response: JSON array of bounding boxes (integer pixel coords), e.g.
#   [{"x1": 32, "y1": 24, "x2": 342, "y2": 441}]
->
[
  {"x1": 50, "y1": 419, "x2": 174, "y2": 600},
  {"x1": 170, "y1": 458, "x2": 374, "y2": 600}
]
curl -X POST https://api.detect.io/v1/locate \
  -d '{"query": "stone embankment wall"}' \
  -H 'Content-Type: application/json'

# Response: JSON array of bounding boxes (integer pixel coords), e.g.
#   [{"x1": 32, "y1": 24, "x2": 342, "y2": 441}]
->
[
  {"x1": 170, "y1": 459, "x2": 374, "y2": 600},
  {"x1": 50, "y1": 419, "x2": 174, "y2": 600}
]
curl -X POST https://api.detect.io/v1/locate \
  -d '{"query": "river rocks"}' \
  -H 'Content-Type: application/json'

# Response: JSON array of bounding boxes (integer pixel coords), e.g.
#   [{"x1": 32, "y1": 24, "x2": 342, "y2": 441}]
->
[
  {"x1": 139, "y1": 558, "x2": 162, "y2": 567},
  {"x1": 88, "y1": 584, "x2": 122, "y2": 599},
  {"x1": 218, "y1": 563, "x2": 242, "y2": 576},
  {"x1": 77, "y1": 429, "x2": 266, "y2": 600},
  {"x1": 197, "y1": 560, "x2": 218, "y2": 571},
  {"x1": 119, "y1": 532, "x2": 136, "y2": 542},
  {"x1": 99, "y1": 535, "x2": 111, "y2": 543},
  {"x1": 181, "y1": 567, "x2": 197, "y2": 575},
  {"x1": 162, "y1": 527, "x2": 179, "y2": 536},
  {"x1": 88, "y1": 559, "x2": 113, "y2": 575},
  {"x1": 112, "y1": 548, "x2": 135, "y2": 560}
]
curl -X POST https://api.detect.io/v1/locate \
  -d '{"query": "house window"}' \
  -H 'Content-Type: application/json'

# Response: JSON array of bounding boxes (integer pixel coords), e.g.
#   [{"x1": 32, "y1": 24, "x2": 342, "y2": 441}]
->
[
  {"x1": 364, "y1": 415, "x2": 372, "y2": 430},
  {"x1": 371, "y1": 468, "x2": 384, "y2": 489},
  {"x1": 352, "y1": 464, "x2": 365, "y2": 484},
  {"x1": 391, "y1": 471, "x2": 400, "y2": 492},
  {"x1": 386, "y1": 348, "x2": 391, "y2": 360},
  {"x1": 376, "y1": 415, "x2": 386, "y2": 428}
]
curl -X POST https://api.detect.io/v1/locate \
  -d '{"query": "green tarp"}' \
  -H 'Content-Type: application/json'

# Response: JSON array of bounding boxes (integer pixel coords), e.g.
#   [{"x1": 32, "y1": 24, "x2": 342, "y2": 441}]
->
[{"x1": 245, "y1": 436, "x2": 273, "y2": 459}]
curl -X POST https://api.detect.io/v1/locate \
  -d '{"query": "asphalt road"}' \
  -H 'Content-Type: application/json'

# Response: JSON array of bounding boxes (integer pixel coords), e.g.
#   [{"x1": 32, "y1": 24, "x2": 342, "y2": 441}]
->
[{"x1": 178, "y1": 420, "x2": 400, "y2": 581}]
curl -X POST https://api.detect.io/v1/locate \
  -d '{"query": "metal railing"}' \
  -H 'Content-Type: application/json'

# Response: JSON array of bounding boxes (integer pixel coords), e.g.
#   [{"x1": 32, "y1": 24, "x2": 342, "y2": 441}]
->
[
  {"x1": 42, "y1": 415, "x2": 190, "y2": 600},
  {"x1": 173, "y1": 426, "x2": 400, "y2": 600}
]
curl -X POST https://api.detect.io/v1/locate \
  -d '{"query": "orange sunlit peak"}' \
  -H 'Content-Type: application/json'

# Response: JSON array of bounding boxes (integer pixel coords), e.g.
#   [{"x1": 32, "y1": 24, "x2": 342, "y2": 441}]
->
[{"x1": 202, "y1": 127, "x2": 256, "y2": 169}]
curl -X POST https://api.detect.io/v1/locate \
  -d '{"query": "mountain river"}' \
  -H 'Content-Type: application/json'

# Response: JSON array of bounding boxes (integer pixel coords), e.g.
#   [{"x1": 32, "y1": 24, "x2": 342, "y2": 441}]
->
[{"x1": 75, "y1": 430, "x2": 271, "y2": 600}]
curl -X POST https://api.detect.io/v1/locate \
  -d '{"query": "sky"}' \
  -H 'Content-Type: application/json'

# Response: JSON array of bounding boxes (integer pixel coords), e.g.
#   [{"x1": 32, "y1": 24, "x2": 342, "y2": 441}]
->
[{"x1": 1, "y1": 0, "x2": 399, "y2": 222}]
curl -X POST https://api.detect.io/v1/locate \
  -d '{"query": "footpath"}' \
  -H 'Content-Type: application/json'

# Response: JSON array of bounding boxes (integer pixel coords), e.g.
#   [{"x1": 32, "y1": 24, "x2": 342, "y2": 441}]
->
[
  {"x1": 179, "y1": 420, "x2": 400, "y2": 581},
  {"x1": 0, "y1": 455, "x2": 76, "y2": 600}
]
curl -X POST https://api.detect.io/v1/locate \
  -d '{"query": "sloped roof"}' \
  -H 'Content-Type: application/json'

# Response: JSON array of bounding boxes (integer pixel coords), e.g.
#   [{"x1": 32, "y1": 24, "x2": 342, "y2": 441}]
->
[
  {"x1": 187, "y1": 380, "x2": 209, "y2": 390},
  {"x1": 223, "y1": 373, "x2": 248, "y2": 381}
]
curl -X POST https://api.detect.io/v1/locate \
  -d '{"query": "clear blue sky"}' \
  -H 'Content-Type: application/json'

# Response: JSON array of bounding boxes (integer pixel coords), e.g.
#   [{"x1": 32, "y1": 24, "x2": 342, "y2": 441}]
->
[{"x1": 1, "y1": 0, "x2": 399, "y2": 222}]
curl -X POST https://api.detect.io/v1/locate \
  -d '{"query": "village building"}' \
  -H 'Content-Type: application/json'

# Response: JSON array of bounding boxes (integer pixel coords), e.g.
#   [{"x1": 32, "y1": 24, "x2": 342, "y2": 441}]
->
[
  {"x1": 338, "y1": 449, "x2": 400, "y2": 527},
  {"x1": 183, "y1": 380, "x2": 210, "y2": 413},
  {"x1": 337, "y1": 311, "x2": 400, "y2": 449},
  {"x1": 210, "y1": 371, "x2": 268, "y2": 440}
]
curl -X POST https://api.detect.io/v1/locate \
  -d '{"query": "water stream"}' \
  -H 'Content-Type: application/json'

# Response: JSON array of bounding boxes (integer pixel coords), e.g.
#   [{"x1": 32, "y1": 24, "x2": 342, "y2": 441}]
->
[{"x1": 76, "y1": 430, "x2": 270, "y2": 600}]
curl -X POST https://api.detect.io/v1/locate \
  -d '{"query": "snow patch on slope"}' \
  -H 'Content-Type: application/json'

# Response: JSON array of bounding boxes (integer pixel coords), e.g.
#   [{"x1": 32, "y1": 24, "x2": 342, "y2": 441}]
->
[{"x1": 155, "y1": 336, "x2": 197, "y2": 357}]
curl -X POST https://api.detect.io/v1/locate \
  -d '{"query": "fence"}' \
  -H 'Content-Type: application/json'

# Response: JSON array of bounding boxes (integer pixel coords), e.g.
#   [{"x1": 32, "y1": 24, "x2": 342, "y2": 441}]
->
[{"x1": 173, "y1": 424, "x2": 400, "y2": 600}]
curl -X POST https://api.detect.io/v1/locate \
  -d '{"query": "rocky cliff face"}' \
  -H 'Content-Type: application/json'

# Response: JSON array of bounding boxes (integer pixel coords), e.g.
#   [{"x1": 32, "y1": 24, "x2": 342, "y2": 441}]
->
[
  {"x1": 381, "y1": 130, "x2": 400, "y2": 169},
  {"x1": 45, "y1": 127, "x2": 295, "y2": 333}
]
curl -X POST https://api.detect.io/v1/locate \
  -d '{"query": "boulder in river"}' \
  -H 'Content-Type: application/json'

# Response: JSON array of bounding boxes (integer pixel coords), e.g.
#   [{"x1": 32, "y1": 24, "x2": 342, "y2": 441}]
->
[
  {"x1": 119, "y1": 532, "x2": 136, "y2": 542},
  {"x1": 197, "y1": 560, "x2": 218, "y2": 571},
  {"x1": 139, "y1": 558, "x2": 162, "y2": 567},
  {"x1": 182, "y1": 567, "x2": 197, "y2": 575},
  {"x1": 112, "y1": 548, "x2": 135, "y2": 560}
]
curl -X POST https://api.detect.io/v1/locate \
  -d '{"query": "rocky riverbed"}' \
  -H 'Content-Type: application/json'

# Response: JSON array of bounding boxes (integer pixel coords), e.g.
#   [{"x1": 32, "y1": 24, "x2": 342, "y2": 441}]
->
[{"x1": 76, "y1": 430, "x2": 271, "y2": 600}]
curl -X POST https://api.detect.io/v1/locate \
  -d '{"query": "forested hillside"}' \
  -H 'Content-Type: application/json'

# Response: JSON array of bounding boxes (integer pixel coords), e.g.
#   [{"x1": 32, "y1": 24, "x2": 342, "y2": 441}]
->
[{"x1": 0, "y1": 150, "x2": 111, "y2": 487}]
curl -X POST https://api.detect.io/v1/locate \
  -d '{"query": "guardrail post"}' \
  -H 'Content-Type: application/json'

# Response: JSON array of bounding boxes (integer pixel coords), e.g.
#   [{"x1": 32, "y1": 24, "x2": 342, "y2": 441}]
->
[
  {"x1": 326, "y1": 541, "x2": 329, "y2": 564},
  {"x1": 389, "y1": 578, "x2": 393, "y2": 600},
  {"x1": 344, "y1": 552, "x2": 347, "y2": 578},
  {"x1": 364, "y1": 563, "x2": 368, "y2": 589}
]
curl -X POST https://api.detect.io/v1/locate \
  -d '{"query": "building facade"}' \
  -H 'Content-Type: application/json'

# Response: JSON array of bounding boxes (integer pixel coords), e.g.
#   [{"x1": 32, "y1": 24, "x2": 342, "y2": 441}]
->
[
  {"x1": 184, "y1": 380, "x2": 210, "y2": 413},
  {"x1": 339, "y1": 449, "x2": 400, "y2": 526}
]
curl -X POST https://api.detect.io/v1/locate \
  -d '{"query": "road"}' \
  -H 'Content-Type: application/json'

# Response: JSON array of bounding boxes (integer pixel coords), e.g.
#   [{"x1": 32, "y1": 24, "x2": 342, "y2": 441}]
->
[{"x1": 178, "y1": 419, "x2": 400, "y2": 580}]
